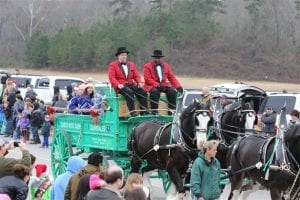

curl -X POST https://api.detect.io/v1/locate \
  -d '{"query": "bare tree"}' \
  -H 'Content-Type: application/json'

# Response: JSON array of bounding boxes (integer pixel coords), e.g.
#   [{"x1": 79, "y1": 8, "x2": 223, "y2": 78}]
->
[
  {"x1": 109, "y1": 0, "x2": 132, "y2": 18},
  {"x1": 12, "y1": 0, "x2": 50, "y2": 41}
]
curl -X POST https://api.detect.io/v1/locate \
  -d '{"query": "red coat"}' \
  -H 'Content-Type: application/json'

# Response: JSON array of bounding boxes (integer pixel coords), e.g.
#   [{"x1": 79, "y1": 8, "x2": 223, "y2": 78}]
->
[
  {"x1": 143, "y1": 60, "x2": 181, "y2": 92},
  {"x1": 108, "y1": 60, "x2": 142, "y2": 92}
]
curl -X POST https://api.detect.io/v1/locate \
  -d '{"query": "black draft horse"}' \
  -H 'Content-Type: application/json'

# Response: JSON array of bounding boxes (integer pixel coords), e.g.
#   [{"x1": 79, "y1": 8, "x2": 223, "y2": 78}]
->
[
  {"x1": 220, "y1": 101, "x2": 256, "y2": 145},
  {"x1": 129, "y1": 100, "x2": 208, "y2": 193},
  {"x1": 228, "y1": 125, "x2": 300, "y2": 200},
  {"x1": 214, "y1": 101, "x2": 255, "y2": 169}
]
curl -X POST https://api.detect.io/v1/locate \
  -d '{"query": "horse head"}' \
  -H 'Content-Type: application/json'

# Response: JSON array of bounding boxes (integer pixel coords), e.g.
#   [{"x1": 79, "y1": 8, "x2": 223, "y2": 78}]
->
[
  {"x1": 221, "y1": 101, "x2": 255, "y2": 144},
  {"x1": 241, "y1": 101, "x2": 256, "y2": 132},
  {"x1": 179, "y1": 99, "x2": 211, "y2": 148}
]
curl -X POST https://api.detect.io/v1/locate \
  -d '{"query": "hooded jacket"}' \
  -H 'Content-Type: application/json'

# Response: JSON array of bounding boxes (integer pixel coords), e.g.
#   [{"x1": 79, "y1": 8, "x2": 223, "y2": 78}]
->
[
  {"x1": 64, "y1": 164, "x2": 100, "y2": 200},
  {"x1": 51, "y1": 156, "x2": 85, "y2": 200}
]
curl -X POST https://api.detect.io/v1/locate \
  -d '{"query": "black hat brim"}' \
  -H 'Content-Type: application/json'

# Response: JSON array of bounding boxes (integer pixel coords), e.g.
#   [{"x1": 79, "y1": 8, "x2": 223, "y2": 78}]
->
[{"x1": 115, "y1": 51, "x2": 129, "y2": 56}]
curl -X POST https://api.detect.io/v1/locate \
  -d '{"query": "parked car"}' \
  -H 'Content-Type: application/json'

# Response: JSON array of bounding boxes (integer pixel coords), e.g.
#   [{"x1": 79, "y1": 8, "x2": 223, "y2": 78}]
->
[
  {"x1": 11, "y1": 74, "x2": 43, "y2": 89},
  {"x1": 209, "y1": 82, "x2": 266, "y2": 113},
  {"x1": 258, "y1": 91, "x2": 300, "y2": 126},
  {"x1": 17, "y1": 76, "x2": 84, "y2": 104}
]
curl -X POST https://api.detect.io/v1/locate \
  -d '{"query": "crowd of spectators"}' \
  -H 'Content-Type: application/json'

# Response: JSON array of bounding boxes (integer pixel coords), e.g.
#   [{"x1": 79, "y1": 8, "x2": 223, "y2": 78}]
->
[{"x1": 0, "y1": 141, "x2": 151, "y2": 200}]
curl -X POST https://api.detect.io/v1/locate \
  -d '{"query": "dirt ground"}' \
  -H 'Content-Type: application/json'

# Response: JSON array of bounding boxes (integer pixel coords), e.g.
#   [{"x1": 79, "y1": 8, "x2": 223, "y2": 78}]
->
[{"x1": 7, "y1": 68, "x2": 299, "y2": 92}]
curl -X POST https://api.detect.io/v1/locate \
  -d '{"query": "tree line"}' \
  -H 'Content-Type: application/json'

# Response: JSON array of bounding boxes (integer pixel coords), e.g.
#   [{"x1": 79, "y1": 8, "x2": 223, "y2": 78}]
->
[
  {"x1": 2, "y1": 0, "x2": 300, "y2": 81},
  {"x1": 25, "y1": 0, "x2": 222, "y2": 71}
]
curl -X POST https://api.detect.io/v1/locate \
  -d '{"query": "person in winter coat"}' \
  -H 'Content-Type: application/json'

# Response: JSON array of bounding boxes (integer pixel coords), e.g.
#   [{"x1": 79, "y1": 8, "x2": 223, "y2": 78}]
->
[
  {"x1": 143, "y1": 50, "x2": 183, "y2": 115},
  {"x1": 52, "y1": 86, "x2": 61, "y2": 106},
  {"x1": 75, "y1": 172, "x2": 106, "y2": 200},
  {"x1": 29, "y1": 102, "x2": 43, "y2": 144},
  {"x1": 64, "y1": 153, "x2": 103, "y2": 200},
  {"x1": 68, "y1": 85, "x2": 85, "y2": 114},
  {"x1": 261, "y1": 106, "x2": 277, "y2": 135},
  {"x1": 78, "y1": 84, "x2": 94, "y2": 115},
  {"x1": 86, "y1": 166, "x2": 124, "y2": 200},
  {"x1": 51, "y1": 156, "x2": 85, "y2": 200},
  {"x1": 0, "y1": 164, "x2": 31, "y2": 200},
  {"x1": 288, "y1": 109, "x2": 300, "y2": 128},
  {"x1": 40, "y1": 115, "x2": 51, "y2": 148},
  {"x1": 25, "y1": 84, "x2": 37, "y2": 102},
  {"x1": 190, "y1": 140, "x2": 221, "y2": 200},
  {"x1": 3, "y1": 84, "x2": 16, "y2": 137},
  {"x1": 13, "y1": 110, "x2": 30, "y2": 142},
  {"x1": 122, "y1": 173, "x2": 150, "y2": 200},
  {"x1": 30, "y1": 164, "x2": 53, "y2": 200},
  {"x1": 108, "y1": 47, "x2": 148, "y2": 117},
  {"x1": 0, "y1": 139, "x2": 31, "y2": 178}
]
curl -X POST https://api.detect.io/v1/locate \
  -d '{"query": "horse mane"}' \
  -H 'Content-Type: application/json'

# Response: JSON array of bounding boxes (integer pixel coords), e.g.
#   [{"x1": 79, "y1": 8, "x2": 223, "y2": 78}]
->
[
  {"x1": 225, "y1": 102, "x2": 241, "y2": 112},
  {"x1": 284, "y1": 124, "x2": 300, "y2": 141}
]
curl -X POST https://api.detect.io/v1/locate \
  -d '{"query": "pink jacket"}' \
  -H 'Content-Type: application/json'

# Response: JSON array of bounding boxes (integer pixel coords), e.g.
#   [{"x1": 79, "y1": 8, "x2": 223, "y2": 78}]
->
[{"x1": 89, "y1": 174, "x2": 106, "y2": 190}]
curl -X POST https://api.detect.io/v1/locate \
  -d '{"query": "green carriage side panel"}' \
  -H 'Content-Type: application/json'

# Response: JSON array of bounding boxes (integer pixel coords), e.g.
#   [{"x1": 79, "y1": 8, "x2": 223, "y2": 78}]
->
[{"x1": 51, "y1": 84, "x2": 174, "y2": 179}]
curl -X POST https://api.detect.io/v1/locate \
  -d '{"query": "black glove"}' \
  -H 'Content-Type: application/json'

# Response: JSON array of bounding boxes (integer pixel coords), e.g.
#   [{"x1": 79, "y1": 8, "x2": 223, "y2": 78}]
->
[
  {"x1": 177, "y1": 87, "x2": 183, "y2": 94},
  {"x1": 157, "y1": 85, "x2": 166, "y2": 92}
]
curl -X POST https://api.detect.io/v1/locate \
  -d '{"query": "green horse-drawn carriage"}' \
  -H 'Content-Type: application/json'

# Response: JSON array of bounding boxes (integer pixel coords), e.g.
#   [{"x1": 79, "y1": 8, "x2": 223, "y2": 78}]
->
[{"x1": 50, "y1": 82, "x2": 174, "y2": 190}]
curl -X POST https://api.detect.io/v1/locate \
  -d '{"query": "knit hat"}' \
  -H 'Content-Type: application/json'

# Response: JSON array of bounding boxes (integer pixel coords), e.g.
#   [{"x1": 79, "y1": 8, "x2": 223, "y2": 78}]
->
[{"x1": 35, "y1": 164, "x2": 47, "y2": 178}]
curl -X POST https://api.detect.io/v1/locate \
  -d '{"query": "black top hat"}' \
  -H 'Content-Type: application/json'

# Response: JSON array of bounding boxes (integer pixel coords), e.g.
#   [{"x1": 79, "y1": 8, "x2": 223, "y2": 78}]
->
[
  {"x1": 115, "y1": 47, "x2": 129, "y2": 56},
  {"x1": 151, "y1": 50, "x2": 164, "y2": 58}
]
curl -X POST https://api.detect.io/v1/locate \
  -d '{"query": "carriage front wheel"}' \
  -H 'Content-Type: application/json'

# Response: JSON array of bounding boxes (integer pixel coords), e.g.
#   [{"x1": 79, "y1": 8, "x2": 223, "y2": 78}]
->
[{"x1": 51, "y1": 130, "x2": 73, "y2": 179}]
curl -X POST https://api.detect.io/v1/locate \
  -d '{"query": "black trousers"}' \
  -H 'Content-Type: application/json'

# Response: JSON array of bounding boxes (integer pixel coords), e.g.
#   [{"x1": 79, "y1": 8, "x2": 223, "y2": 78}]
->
[
  {"x1": 120, "y1": 84, "x2": 148, "y2": 115},
  {"x1": 149, "y1": 87, "x2": 176, "y2": 114}
]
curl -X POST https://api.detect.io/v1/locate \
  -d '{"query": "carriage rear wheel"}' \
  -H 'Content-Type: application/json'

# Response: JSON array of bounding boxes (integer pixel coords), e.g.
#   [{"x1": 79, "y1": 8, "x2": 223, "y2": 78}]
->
[{"x1": 51, "y1": 130, "x2": 73, "y2": 179}]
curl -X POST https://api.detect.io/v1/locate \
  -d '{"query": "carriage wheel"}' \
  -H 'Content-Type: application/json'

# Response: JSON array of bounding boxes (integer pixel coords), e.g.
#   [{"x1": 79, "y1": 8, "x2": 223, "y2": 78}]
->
[
  {"x1": 51, "y1": 131, "x2": 73, "y2": 179},
  {"x1": 158, "y1": 170, "x2": 172, "y2": 192}
]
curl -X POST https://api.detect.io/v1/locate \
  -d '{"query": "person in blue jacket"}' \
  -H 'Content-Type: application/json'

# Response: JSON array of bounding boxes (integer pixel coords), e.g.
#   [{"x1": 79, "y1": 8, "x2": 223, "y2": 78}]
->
[
  {"x1": 78, "y1": 84, "x2": 94, "y2": 115},
  {"x1": 68, "y1": 85, "x2": 85, "y2": 114},
  {"x1": 51, "y1": 156, "x2": 85, "y2": 200},
  {"x1": 190, "y1": 140, "x2": 221, "y2": 200}
]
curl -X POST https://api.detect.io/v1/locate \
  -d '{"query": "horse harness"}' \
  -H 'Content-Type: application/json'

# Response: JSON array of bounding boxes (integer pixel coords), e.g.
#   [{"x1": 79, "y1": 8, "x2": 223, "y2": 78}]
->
[
  {"x1": 230, "y1": 135, "x2": 299, "y2": 182},
  {"x1": 135, "y1": 122, "x2": 185, "y2": 160}
]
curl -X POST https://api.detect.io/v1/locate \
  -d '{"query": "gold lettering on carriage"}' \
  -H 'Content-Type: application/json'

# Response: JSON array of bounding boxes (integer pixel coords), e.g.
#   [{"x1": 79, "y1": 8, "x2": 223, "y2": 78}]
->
[{"x1": 60, "y1": 122, "x2": 81, "y2": 130}]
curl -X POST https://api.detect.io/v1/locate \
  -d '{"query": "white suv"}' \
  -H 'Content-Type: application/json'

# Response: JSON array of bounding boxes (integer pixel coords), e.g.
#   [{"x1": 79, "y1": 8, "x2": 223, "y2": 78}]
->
[
  {"x1": 176, "y1": 89, "x2": 202, "y2": 113},
  {"x1": 11, "y1": 74, "x2": 43, "y2": 89},
  {"x1": 258, "y1": 91, "x2": 300, "y2": 124}
]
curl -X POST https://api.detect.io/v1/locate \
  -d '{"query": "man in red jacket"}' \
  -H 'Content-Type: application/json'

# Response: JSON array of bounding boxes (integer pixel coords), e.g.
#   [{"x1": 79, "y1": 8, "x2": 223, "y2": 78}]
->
[
  {"x1": 108, "y1": 47, "x2": 148, "y2": 117},
  {"x1": 143, "y1": 50, "x2": 183, "y2": 115}
]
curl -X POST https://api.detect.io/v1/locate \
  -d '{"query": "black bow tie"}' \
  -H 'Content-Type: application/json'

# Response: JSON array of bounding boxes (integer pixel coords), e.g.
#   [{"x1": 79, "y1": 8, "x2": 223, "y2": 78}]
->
[{"x1": 121, "y1": 62, "x2": 127, "y2": 65}]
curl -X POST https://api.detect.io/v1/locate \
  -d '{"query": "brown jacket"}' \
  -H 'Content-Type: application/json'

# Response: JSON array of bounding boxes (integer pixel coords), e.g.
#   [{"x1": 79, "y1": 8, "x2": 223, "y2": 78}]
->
[{"x1": 64, "y1": 164, "x2": 100, "y2": 200}]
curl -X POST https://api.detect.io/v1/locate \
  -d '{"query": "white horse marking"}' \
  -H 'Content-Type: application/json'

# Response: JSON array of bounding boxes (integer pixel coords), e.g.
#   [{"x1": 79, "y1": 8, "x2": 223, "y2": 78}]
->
[{"x1": 245, "y1": 112, "x2": 255, "y2": 133}]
